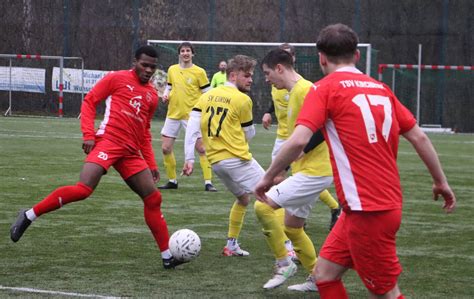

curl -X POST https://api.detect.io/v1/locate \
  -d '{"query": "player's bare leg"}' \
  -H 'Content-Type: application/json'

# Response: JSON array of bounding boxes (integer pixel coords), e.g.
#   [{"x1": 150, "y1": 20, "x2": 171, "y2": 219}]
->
[{"x1": 314, "y1": 257, "x2": 349, "y2": 298}]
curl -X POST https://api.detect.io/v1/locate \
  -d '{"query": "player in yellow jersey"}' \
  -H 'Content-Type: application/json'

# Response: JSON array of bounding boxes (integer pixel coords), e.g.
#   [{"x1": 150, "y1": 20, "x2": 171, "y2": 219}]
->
[
  {"x1": 210, "y1": 60, "x2": 227, "y2": 88},
  {"x1": 262, "y1": 43, "x2": 341, "y2": 232},
  {"x1": 160, "y1": 42, "x2": 216, "y2": 192},
  {"x1": 182, "y1": 55, "x2": 295, "y2": 268},
  {"x1": 255, "y1": 48, "x2": 336, "y2": 291}
]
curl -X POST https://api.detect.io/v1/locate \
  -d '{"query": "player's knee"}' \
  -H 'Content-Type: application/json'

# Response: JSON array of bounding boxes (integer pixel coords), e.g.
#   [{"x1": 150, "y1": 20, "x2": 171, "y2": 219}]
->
[
  {"x1": 161, "y1": 144, "x2": 173, "y2": 155},
  {"x1": 143, "y1": 191, "x2": 162, "y2": 210},
  {"x1": 76, "y1": 182, "x2": 93, "y2": 199}
]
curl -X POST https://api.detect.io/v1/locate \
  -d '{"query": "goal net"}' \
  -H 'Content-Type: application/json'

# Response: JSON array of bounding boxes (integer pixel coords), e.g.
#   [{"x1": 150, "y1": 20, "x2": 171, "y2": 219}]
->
[
  {"x1": 378, "y1": 64, "x2": 473, "y2": 132},
  {"x1": 0, "y1": 54, "x2": 84, "y2": 117},
  {"x1": 147, "y1": 40, "x2": 376, "y2": 119}
]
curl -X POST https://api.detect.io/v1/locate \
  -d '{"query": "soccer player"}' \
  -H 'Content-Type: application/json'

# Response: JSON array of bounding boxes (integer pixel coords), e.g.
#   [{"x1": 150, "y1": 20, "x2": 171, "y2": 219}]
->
[
  {"x1": 182, "y1": 55, "x2": 294, "y2": 267},
  {"x1": 10, "y1": 46, "x2": 185, "y2": 269},
  {"x1": 255, "y1": 24, "x2": 456, "y2": 299},
  {"x1": 159, "y1": 41, "x2": 216, "y2": 192},
  {"x1": 262, "y1": 43, "x2": 341, "y2": 231},
  {"x1": 210, "y1": 60, "x2": 227, "y2": 88},
  {"x1": 258, "y1": 48, "x2": 334, "y2": 291}
]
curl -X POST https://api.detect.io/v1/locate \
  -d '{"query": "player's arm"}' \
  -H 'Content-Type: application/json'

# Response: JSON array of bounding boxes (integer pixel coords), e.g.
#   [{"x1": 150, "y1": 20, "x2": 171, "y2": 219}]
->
[
  {"x1": 240, "y1": 98, "x2": 255, "y2": 141},
  {"x1": 402, "y1": 124, "x2": 456, "y2": 213},
  {"x1": 262, "y1": 102, "x2": 274, "y2": 130},
  {"x1": 140, "y1": 98, "x2": 160, "y2": 183},
  {"x1": 254, "y1": 124, "x2": 313, "y2": 201},
  {"x1": 210, "y1": 74, "x2": 217, "y2": 88},
  {"x1": 162, "y1": 84, "x2": 171, "y2": 104},
  {"x1": 182, "y1": 108, "x2": 202, "y2": 176},
  {"x1": 198, "y1": 68, "x2": 211, "y2": 93},
  {"x1": 80, "y1": 74, "x2": 113, "y2": 154}
]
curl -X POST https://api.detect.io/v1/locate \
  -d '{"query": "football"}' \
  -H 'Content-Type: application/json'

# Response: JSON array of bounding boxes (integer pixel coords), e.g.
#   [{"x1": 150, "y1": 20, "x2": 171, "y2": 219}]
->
[{"x1": 168, "y1": 229, "x2": 201, "y2": 262}]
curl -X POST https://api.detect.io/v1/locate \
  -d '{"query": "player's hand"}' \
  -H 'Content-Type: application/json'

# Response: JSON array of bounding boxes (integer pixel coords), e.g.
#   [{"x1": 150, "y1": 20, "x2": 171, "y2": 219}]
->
[
  {"x1": 162, "y1": 94, "x2": 169, "y2": 104},
  {"x1": 82, "y1": 140, "x2": 95, "y2": 154},
  {"x1": 254, "y1": 176, "x2": 274, "y2": 203},
  {"x1": 262, "y1": 113, "x2": 272, "y2": 130},
  {"x1": 181, "y1": 161, "x2": 194, "y2": 176},
  {"x1": 433, "y1": 182, "x2": 456, "y2": 213},
  {"x1": 151, "y1": 169, "x2": 160, "y2": 183}
]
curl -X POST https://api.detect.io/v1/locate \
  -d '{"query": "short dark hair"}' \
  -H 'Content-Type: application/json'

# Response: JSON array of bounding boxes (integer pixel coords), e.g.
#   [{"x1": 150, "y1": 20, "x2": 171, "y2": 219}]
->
[
  {"x1": 178, "y1": 41, "x2": 195, "y2": 54},
  {"x1": 316, "y1": 23, "x2": 359, "y2": 63},
  {"x1": 226, "y1": 55, "x2": 256, "y2": 76},
  {"x1": 279, "y1": 43, "x2": 296, "y2": 57},
  {"x1": 261, "y1": 48, "x2": 294, "y2": 70},
  {"x1": 135, "y1": 45, "x2": 158, "y2": 60}
]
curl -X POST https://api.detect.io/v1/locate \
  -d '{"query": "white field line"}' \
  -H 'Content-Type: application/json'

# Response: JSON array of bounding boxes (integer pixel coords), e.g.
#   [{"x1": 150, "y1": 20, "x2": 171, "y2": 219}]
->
[{"x1": 0, "y1": 285, "x2": 120, "y2": 298}]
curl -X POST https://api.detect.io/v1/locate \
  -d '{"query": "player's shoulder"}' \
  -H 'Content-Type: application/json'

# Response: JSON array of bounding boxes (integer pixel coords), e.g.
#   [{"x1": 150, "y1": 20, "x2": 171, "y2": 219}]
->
[{"x1": 168, "y1": 64, "x2": 180, "y2": 72}]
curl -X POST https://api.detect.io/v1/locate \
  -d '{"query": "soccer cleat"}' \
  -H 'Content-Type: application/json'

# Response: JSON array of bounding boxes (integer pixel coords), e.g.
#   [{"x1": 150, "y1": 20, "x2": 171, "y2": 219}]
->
[
  {"x1": 263, "y1": 261, "x2": 297, "y2": 289},
  {"x1": 329, "y1": 207, "x2": 342, "y2": 231},
  {"x1": 158, "y1": 181, "x2": 178, "y2": 190},
  {"x1": 10, "y1": 209, "x2": 32, "y2": 242},
  {"x1": 162, "y1": 256, "x2": 188, "y2": 269},
  {"x1": 222, "y1": 245, "x2": 250, "y2": 257},
  {"x1": 288, "y1": 275, "x2": 318, "y2": 292},
  {"x1": 204, "y1": 183, "x2": 217, "y2": 192},
  {"x1": 287, "y1": 249, "x2": 300, "y2": 263}
]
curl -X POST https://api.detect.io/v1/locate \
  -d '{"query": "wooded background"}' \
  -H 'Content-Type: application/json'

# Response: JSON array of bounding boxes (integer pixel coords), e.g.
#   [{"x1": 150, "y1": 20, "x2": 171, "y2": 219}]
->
[{"x1": 1, "y1": 0, "x2": 472, "y2": 131}]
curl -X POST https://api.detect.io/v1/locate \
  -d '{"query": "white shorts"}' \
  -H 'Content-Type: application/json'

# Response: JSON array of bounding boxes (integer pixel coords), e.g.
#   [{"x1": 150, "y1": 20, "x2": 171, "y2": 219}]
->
[
  {"x1": 271, "y1": 138, "x2": 287, "y2": 161},
  {"x1": 266, "y1": 173, "x2": 333, "y2": 219},
  {"x1": 212, "y1": 158, "x2": 265, "y2": 197},
  {"x1": 161, "y1": 118, "x2": 189, "y2": 138}
]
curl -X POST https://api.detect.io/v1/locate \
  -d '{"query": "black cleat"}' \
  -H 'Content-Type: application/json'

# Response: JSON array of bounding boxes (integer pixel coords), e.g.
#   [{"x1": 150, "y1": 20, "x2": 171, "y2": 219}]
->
[
  {"x1": 10, "y1": 209, "x2": 32, "y2": 242},
  {"x1": 158, "y1": 181, "x2": 178, "y2": 190},
  {"x1": 329, "y1": 207, "x2": 342, "y2": 231},
  {"x1": 162, "y1": 257, "x2": 187, "y2": 269},
  {"x1": 205, "y1": 183, "x2": 217, "y2": 192}
]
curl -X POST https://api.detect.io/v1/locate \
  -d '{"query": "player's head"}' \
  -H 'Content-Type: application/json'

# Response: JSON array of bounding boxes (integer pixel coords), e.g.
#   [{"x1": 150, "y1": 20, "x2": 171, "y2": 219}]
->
[
  {"x1": 316, "y1": 23, "x2": 360, "y2": 74},
  {"x1": 178, "y1": 41, "x2": 194, "y2": 63},
  {"x1": 279, "y1": 43, "x2": 296, "y2": 64},
  {"x1": 226, "y1": 55, "x2": 256, "y2": 93},
  {"x1": 218, "y1": 60, "x2": 227, "y2": 72},
  {"x1": 133, "y1": 45, "x2": 158, "y2": 83},
  {"x1": 261, "y1": 48, "x2": 294, "y2": 89}
]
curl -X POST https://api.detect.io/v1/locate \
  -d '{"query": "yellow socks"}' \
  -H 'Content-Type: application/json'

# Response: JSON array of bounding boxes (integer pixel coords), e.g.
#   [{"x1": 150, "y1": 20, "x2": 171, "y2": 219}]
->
[
  {"x1": 228, "y1": 202, "x2": 247, "y2": 239},
  {"x1": 284, "y1": 226, "x2": 317, "y2": 273},
  {"x1": 199, "y1": 154, "x2": 212, "y2": 181},
  {"x1": 319, "y1": 189, "x2": 339, "y2": 209},
  {"x1": 254, "y1": 201, "x2": 288, "y2": 260},
  {"x1": 163, "y1": 152, "x2": 177, "y2": 181}
]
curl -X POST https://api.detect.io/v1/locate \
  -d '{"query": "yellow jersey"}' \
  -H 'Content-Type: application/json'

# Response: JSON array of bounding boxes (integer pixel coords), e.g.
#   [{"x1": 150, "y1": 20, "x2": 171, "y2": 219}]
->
[
  {"x1": 193, "y1": 85, "x2": 253, "y2": 164},
  {"x1": 167, "y1": 64, "x2": 210, "y2": 120},
  {"x1": 271, "y1": 85, "x2": 290, "y2": 139},
  {"x1": 288, "y1": 78, "x2": 332, "y2": 176}
]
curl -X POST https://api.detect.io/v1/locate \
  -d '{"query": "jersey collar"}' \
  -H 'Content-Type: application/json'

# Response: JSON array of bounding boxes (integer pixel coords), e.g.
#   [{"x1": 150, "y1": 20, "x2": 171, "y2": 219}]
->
[{"x1": 335, "y1": 66, "x2": 363, "y2": 74}]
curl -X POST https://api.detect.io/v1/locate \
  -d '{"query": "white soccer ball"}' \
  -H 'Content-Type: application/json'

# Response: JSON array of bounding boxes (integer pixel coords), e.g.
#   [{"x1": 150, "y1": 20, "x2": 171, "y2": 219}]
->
[{"x1": 168, "y1": 229, "x2": 201, "y2": 262}]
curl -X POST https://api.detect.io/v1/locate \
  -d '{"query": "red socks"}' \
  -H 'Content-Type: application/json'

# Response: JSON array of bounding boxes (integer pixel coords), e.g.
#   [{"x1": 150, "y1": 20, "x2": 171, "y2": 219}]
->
[
  {"x1": 143, "y1": 191, "x2": 170, "y2": 252},
  {"x1": 33, "y1": 182, "x2": 93, "y2": 216},
  {"x1": 316, "y1": 280, "x2": 348, "y2": 299}
]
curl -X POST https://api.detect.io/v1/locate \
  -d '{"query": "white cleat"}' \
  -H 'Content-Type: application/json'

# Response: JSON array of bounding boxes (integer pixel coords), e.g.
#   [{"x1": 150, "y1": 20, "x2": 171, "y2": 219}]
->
[
  {"x1": 222, "y1": 245, "x2": 250, "y2": 257},
  {"x1": 288, "y1": 275, "x2": 318, "y2": 292},
  {"x1": 263, "y1": 261, "x2": 297, "y2": 289}
]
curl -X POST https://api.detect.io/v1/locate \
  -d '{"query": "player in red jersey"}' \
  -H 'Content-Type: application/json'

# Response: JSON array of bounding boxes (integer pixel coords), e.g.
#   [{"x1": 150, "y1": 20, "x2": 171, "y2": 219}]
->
[
  {"x1": 10, "y1": 46, "x2": 184, "y2": 269},
  {"x1": 255, "y1": 24, "x2": 456, "y2": 298}
]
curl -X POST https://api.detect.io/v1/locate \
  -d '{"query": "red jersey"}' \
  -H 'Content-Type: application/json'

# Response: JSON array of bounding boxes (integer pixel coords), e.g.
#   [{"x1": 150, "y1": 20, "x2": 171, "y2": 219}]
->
[
  {"x1": 81, "y1": 69, "x2": 158, "y2": 170},
  {"x1": 297, "y1": 67, "x2": 416, "y2": 212}
]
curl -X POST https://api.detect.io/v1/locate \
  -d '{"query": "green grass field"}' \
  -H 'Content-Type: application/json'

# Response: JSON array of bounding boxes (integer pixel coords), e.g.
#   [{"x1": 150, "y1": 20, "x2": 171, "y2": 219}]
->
[{"x1": 0, "y1": 117, "x2": 473, "y2": 298}]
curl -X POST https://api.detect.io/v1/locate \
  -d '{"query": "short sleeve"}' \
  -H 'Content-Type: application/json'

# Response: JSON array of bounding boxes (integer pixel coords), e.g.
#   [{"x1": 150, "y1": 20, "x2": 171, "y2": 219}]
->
[
  {"x1": 239, "y1": 96, "x2": 253, "y2": 127},
  {"x1": 296, "y1": 83, "x2": 329, "y2": 132}
]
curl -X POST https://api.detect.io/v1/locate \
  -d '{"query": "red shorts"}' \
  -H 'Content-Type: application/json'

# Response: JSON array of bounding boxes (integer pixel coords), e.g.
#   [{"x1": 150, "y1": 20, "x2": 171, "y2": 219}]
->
[
  {"x1": 85, "y1": 138, "x2": 148, "y2": 180},
  {"x1": 319, "y1": 209, "x2": 402, "y2": 295}
]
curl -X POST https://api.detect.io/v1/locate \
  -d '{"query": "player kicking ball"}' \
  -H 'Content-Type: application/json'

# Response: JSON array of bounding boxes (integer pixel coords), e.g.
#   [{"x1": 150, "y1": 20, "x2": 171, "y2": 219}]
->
[{"x1": 11, "y1": 46, "x2": 185, "y2": 270}]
